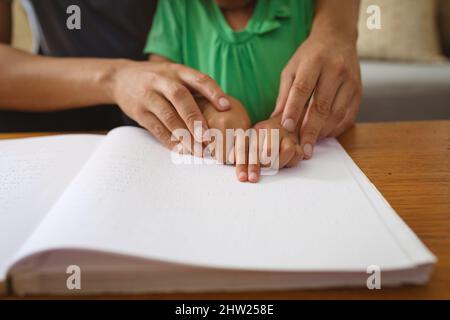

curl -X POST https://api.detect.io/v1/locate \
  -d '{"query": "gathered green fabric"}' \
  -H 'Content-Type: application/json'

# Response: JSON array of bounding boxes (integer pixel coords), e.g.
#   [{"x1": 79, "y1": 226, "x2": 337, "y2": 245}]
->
[{"x1": 145, "y1": 0, "x2": 314, "y2": 124}]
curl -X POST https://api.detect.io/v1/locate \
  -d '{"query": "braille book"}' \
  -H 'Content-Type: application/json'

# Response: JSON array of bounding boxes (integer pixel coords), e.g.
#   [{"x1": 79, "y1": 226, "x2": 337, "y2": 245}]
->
[{"x1": 0, "y1": 127, "x2": 436, "y2": 295}]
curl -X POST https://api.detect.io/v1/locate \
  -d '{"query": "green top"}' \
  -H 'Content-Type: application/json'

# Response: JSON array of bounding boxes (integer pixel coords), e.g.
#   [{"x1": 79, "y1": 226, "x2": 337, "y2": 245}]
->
[{"x1": 145, "y1": 0, "x2": 314, "y2": 124}]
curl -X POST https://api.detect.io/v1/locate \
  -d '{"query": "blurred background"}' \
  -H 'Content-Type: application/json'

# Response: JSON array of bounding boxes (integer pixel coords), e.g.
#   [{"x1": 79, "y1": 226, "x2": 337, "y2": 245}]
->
[
  {"x1": 10, "y1": 0, "x2": 450, "y2": 123},
  {"x1": 11, "y1": 0, "x2": 31, "y2": 52}
]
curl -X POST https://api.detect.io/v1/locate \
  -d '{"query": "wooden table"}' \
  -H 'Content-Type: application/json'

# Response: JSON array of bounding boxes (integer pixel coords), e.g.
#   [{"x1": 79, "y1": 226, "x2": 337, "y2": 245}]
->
[{"x1": 1, "y1": 120, "x2": 449, "y2": 299}]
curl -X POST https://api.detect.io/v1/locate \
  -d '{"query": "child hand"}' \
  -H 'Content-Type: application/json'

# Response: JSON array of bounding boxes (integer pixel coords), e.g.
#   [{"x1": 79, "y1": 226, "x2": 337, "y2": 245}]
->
[
  {"x1": 239, "y1": 114, "x2": 303, "y2": 183},
  {"x1": 197, "y1": 96, "x2": 251, "y2": 165}
]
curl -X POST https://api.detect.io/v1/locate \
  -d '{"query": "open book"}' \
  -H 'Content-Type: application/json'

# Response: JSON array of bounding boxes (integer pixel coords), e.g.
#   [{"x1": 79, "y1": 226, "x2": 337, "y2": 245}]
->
[{"x1": 0, "y1": 126, "x2": 436, "y2": 295}]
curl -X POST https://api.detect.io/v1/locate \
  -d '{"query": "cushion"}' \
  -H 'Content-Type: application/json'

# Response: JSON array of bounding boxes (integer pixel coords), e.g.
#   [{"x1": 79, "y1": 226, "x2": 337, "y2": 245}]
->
[
  {"x1": 358, "y1": 61, "x2": 450, "y2": 122},
  {"x1": 357, "y1": 0, "x2": 446, "y2": 62},
  {"x1": 438, "y1": 0, "x2": 450, "y2": 56}
]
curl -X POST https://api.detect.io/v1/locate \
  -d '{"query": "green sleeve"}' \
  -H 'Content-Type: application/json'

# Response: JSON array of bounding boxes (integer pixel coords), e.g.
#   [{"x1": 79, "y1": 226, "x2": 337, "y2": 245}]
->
[{"x1": 144, "y1": 0, "x2": 184, "y2": 63}]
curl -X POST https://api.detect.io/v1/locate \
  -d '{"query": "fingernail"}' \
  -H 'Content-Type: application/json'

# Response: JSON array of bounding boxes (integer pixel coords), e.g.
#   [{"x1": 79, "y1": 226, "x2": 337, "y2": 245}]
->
[
  {"x1": 218, "y1": 97, "x2": 230, "y2": 109},
  {"x1": 239, "y1": 172, "x2": 247, "y2": 182},
  {"x1": 303, "y1": 143, "x2": 313, "y2": 159},
  {"x1": 249, "y1": 172, "x2": 258, "y2": 183},
  {"x1": 282, "y1": 118, "x2": 296, "y2": 132}
]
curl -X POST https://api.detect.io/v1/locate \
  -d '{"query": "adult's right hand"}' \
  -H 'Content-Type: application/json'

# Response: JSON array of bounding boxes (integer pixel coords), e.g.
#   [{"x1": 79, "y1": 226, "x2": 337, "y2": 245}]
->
[{"x1": 111, "y1": 61, "x2": 231, "y2": 152}]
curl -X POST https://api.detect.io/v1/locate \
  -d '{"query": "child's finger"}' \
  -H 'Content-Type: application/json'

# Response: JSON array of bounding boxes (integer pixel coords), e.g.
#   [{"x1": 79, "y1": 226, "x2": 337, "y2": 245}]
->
[
  {"x1": 279, "y1": 136, "x2": 297, "y2": 169},
  {"x1": 248, "y1": 163, "x2": 260, "y2": 183},
  {"x1": 227, "y1": 144, "x2": 235, "y2": 165},
  {"x1": 286, "y1": 144, "x2": 303, "y2": 168},
  {"x1": 236, "y1": 164, "x2": 248, "y2": 182},
  {"x1": 235, "y1": 137, "x2": 248, "y2": 182},
  {"x1": 234, "y1": 132, "x2": 249, "y2": 182},
  {"x1": 213, "y1": 132, "x2": 225, "y2": 164},
  {"x1": 257, "y1": 129, "x2": 279, "y2": 169},
  {"x1": 247, "y1": 130, "x2": 260, "y2": 183},
  {"x1": 235, "y1": 129, "x2": 248, "y2": 166}
]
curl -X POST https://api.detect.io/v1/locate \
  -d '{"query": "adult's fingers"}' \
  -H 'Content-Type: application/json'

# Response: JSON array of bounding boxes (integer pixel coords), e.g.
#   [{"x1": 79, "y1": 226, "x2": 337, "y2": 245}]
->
[
  {"x1": 280, "y1": 60, "x2": 322, "y2": 132},
  {"x1": 279, "y1": 136, "x2": 297, "y2": 169},
  {"x1": 299, "y1": 70, "x2": 342, "y2": 159},
  {"x1": 328, "y1": 63, "x2": 362, "y2": 138},
  {"x1": 272, "y1": 69, "x2": 295, "y2": 117},
  {"x1": 137, "y1": 111, "x2": 179, "y2": 150},
  {"x1": 153, "y1": 75, "x2": 209, "y2": 143},
  {"x1": 329, "y1": 92, "x2": 361, "y2": 137},
  {"x1": 286, "y1": 145, "x2": 303, "y2": 168},
  {"x1": 144, "y1": 93, "x2": 193, "y2": 153},
  {"x1": 176, "y1": 65, "x2": 231, "y2": 111},
  {"x1": 320, "y1": 81, "x2": 354, "y2": 138}
]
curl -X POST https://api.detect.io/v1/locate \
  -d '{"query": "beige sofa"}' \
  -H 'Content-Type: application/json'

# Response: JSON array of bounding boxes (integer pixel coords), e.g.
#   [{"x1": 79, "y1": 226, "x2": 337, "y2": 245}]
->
[{"x1": 357, "y1": 0, "x2": 450, "y2": 122}]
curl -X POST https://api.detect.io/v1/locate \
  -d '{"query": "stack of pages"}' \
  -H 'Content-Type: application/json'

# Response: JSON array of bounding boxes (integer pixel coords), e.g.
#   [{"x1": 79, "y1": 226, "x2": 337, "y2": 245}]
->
[{"x1": 0, "y1": 127, "x2": 435, "y2": 295}]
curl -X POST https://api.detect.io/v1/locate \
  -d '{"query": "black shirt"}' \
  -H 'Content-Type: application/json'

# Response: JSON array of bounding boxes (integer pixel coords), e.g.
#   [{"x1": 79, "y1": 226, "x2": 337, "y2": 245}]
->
[{"x1": 0, "y1": 0, "x2": 157, "y2": 132}]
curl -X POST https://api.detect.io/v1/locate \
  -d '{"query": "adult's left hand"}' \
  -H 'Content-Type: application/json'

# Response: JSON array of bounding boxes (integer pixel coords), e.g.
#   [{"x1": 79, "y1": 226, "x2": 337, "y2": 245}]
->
[{"x1": 272, "y1": 26, "x2": 362, "y2": 160}]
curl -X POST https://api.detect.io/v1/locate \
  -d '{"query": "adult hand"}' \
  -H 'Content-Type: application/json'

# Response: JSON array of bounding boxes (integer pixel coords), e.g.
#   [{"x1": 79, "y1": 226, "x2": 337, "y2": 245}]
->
[
  {"x1": 111, "y1": 61, "x2": 231, "y2": 152},
  {"x1": 272, "y1": 9, "x2": 362, "y2": 160}
]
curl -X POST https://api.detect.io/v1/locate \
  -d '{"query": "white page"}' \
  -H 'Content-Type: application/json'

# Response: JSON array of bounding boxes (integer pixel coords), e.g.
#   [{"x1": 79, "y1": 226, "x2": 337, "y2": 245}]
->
[
  {"x1": 339, "y1": 148, "x2": 436, "y2": 266},
  {"x1": 13, "y1": 127, "x2": 423, "y2": 272},
  {"x1": 0, "y1": 134, "x2": 103, "y2": 280}
]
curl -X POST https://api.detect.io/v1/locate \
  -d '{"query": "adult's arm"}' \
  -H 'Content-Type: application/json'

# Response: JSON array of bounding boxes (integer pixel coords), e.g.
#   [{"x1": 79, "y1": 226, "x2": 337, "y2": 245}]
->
[
  {"x1": 0, "y1": 5, "x2": 230, "y2": 148},
  {"x1": 273, "y1": 0, "x2": 362, "y2": 159},
  {"x1": 0, "y1": 45, "x2": 129, "y2": 111}
]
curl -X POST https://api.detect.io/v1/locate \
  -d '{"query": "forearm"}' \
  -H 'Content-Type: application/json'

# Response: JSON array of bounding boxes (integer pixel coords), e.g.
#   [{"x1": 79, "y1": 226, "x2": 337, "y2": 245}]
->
[
  {"x1": 311, "y1": 0, "x2": 360, "y2": 41},
  {"x1": 148, "y1": 53, "x2": 172, "y2": 63},
  {"x1": 0, "y1": 44, "x2": 130, "y2": 112}
]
